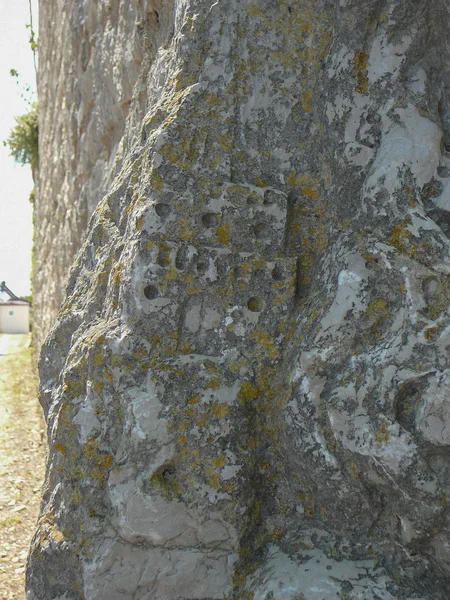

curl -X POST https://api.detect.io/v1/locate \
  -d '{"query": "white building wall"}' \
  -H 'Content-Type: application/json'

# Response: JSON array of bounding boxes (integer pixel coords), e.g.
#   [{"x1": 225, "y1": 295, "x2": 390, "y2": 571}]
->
[{"x1": 0, "y1": 305, "x2": 30, "y2": 334}]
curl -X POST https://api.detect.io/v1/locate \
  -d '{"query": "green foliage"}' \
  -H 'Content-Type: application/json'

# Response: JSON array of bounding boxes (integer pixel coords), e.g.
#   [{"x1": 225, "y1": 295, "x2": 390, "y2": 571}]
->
[
  {"x1": 26, "y1": 23, "x2": 38, "y2": 53},
  {"x1": 4, "y1": 103, "x2": 39, "y2": 170}
]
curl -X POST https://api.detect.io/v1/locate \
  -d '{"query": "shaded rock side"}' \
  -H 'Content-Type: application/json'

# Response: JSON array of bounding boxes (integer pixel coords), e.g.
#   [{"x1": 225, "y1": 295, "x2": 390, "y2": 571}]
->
[{"x1": 28, "y1": 0, "x2": 450, "y2": 598}]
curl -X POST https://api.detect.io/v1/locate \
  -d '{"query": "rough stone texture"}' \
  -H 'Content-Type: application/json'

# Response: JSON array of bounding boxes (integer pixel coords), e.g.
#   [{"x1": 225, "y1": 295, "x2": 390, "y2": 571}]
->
[
  {"x1": 34, "y1": 0, "x2": 174, "y2": 349},
  {"x1": 29, "y1": 0, "x2": 450, "y2": 598}
]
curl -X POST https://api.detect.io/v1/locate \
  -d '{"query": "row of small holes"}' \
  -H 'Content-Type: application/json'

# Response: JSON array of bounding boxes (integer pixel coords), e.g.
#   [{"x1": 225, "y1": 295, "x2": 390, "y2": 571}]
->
[{"x1": 144, "y1": 285, "x2": 264, "y2": 313}]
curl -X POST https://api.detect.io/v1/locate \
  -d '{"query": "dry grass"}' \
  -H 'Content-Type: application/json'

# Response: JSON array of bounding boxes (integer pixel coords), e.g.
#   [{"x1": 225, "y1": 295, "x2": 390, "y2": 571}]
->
[{"x1": 0, "y1": 335, "x2": 46, "y2": 600}]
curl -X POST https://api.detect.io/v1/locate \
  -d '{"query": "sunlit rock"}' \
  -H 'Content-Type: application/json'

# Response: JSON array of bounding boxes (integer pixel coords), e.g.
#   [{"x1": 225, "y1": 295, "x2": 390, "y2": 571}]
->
[{"x1": 29, "y1": 0, "x2": 450, "y2": 598}]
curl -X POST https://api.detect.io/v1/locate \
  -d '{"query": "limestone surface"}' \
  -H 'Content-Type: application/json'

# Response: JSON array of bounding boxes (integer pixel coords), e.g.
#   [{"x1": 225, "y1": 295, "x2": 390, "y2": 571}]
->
[{"x1": 29, "y1": 0, "x2": 450, "y2": 598}]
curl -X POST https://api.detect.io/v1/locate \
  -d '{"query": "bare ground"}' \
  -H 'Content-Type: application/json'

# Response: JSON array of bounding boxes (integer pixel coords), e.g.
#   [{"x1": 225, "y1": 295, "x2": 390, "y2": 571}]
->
[{"x1": 0, "y1": 334, "x2": 46, "y2": 600}]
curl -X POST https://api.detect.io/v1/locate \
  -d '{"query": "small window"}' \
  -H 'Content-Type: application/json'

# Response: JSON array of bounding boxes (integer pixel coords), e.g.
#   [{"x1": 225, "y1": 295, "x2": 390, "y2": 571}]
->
[{"x1": 8, "y1": 311, "x2": 14, "y2": 316}]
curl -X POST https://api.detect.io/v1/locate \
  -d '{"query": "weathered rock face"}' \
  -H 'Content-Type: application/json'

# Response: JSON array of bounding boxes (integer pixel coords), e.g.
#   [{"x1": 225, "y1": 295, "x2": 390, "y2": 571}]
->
[
  {"x1": 34, "y1": 0, "x2": 174, "y2": 349},
  {"x1": 29, "y1": 0, "x2": 450, "y2": 598}
]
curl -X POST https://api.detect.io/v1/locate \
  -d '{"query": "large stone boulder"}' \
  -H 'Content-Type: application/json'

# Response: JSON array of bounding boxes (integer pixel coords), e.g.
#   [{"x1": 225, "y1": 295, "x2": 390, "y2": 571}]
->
[{"x1": 28, "y1": 0, "x2": 450, "y2": 598}]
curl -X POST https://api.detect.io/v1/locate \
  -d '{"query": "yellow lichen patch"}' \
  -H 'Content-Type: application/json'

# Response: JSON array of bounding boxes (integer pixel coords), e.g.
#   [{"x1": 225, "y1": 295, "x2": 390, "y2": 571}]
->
[
  {"x1": 375, "y1": 422, "x2": 390, "y2": 444},
  {"x1": 247, "y1": 2, "x2": 261, "y2": 16},
  {"x1": 54, "y1": 443, "x2": 66, "y2": 454},
  {"x1": 350, "y1": 464, "x2": 360, "y2": 480},
  {"x1": 424, "y1": 327, "x2": 438, "y2": 340},
  {"x1": 209, "y1": 473, "x2": 220, "y2": 490},
  {"x1": 36, "y1": 513, "x2": 66, "y2": 549},
  {"x1": 150, "y1": 172, "x2": 163, "y2": 190},
  {"x1": 389, "y1": 219, "x2": 415, "y2": 257},
  {"x1": 205, "y1": 93, "x2": 220, "y2": 106},
  {"x1": 212, "y1": 456, "x2": 226, "y2": 468},
  {"x1": 366, "y1": 297, "x2": 387, "y2": 317},
  {"x1": 179, "y1": 342, "x2": 194, "y2": 354},
  {"x1": 98, "y1": 453, "x2": 113, "y2": 469},
  {"x1": 301, "y1": 185, "x2": 319, "y2": 198},
  {"x1": 286, "y1": 171, "x2": 311, "y2": 188},
  {"x1": 304, "y1": 496, "x2": 315, "y2": 517},
  {"x1": 132, "y1": 348, "x2": 147, "y2": 362},
  {"x1": 159, "y1": 143, "x2": 180, "y2": 164},
  {"x1": 93, "y1": 380, "x2": 104, "y2": 395},
  {"x1": 163, "y1": 266, "x2": 178, "y2": 282},
  {"x1": 93, "y1": 349, "x2": 104, "y2": 367},
  {"x1": 272, "y1": 527, "x2": 284, "y2": 539},
  {"x1": 177, "y1": 435, "x2": 187, "y2": 445},
  {"x1": 251, "y1": 328, "x2": 274, "y2": 349},
  {"x1": 219, "y1": 135, "x2": 233, "y2": 150},
  {"x1": 111, "y1": 261, "x2": 122, "y2": 287},
  {"x1": 177, "y1": 219, "x2": 195, "y2": 241},
  {"x1": 206, "y1": 377, "x2": 221, "y2": 389},
  {"x1": 211, "y1": 402, "x2": 229, "y2": 419},
  {"x1": 237, "y1": 381, "x2": 258, "y2": 404},
  {"x1": 302, "y1": 89, "x2": 312, "y2": 112},
  {"x1": 216, "y1": 224, "x2": 230, "y2": 244},
  {"x1": 255, "y1": 177, "x2": 268, "y2": 188},
  {"x1": 353, "y1": 52, "x2": 369, "y2": 94},
  {"x1": 187, "y1": 394, "x2": 199, "y2": 405},
  {"x1": 196, "y1": 412, "x2": 208, "y2": 429},
  {"x1": 102, "y1": 368, "x2": 113, "y2": 384},
  {"x1": 63, "y1": 378, "x2": 84, "y2": 400}
]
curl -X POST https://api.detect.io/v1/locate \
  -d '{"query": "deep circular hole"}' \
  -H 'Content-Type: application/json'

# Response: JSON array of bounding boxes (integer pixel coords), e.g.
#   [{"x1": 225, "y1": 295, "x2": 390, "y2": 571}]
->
[
  {"x1": 422, "y1": 277, "x2": 440, "y2": 298},
  {"x1": 437, "y1": 216, "x2": 450, "y2": 236},
  {"x1": 201, "y1": 212, "x2": 220, "y2": 228},
  {"x1": 271, "y1": 267, "x2": 284, "y2": 281},
  {"x1": 175, "y1": 247, "x2": 187, "y2": 270},
  {"x1": 437, "y1": 166, "x2": 450, "y2": 178},
  {"x1": 154, "y1": 203, "x2": 172, "y2": 218},
  {"x1": 264, "y1": 191, "x2": 277, "y2": 206},
  {"x1": 234, "y1": 266, "x2": 244, "y2": 279},
  {"x1": 157, "y1": 250, "x2": 170, "y2": 267},
  {"x1": 253, "y1": 222, "x2": 271, "y2": 240},
  {"x1": 247, "y1": 297, "x2": 265, "y2": 312},
  {"x1": 162, "y1": 466, "x2": 176, "y2": 480},
  {"x1": 422, "y1": 180, "x2": 443, "y2": 199},
  {"x1": 196, "y1": 259, "x2": 209, "y2": 275},
  {"x1": 217, "y1": 263, "x2": 227, "y2": 277},
  {"x1": 144, "y1": 284, "x2": 159, "y2": 300},
  {"x1": 246, "y1": 194, "x2": 259, "y2": 205}
]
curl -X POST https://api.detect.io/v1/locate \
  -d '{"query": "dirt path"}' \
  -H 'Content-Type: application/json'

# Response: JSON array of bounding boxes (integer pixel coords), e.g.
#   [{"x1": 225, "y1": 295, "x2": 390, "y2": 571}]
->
[{"x1": 0, "y1": 334, "x2": 46, "y2": 600}]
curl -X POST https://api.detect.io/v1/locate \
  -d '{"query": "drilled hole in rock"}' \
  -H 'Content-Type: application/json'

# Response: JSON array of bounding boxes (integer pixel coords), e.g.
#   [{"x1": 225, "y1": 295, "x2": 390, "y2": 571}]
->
[
  {"x1": 422, "y1": 277, "x2": 440, "y2": 298},
  {"x1": 437, "y1": 215, "x2": 450, "y2": 237},
  {"x1": 394, "y1": 376, "x2": 430, "y2": 433},
  {"x1": 151, "y1": 463, "x2": 176, "y2": 484},
  {"x1": 437, "y1": 166, "x2": 450, "y2": 178},
  {"x1": 217, "y1": 263, "x2": 227, "y2": 277},
  {"x1": 157, "y1": 250, "x2": 170, "y2": 267},
  {"x1": 175, "y1": 247, "x2": 187, "y2": 270},
  {"x1": 161, "y1": 466, "x2": 175, "y2": 480},
  {"x1": 247, "y1": 297, "x2": 265, "y2": 312},
  {"x1": 234, "y1": 266, "x2": 244, "y2": 279},
  {"x1": 264, "y1": 191, "x2": 278, "y2": 206},
  {"x1": 246, "y1": 193, "x2": 260, "y2": 205},
  {"x1": 196, "y1": 259, "x2": 209, "y2": 275},
  {"x1": 271, "y1": 266, "x2": 284, "y2": 281},
  {"x1": 253, "y1": 222, "x2": 271, "y2": 240},
  {"x1": 201, "y1": 212, "x2": 220, "y2": 228},
  {"x1": 422, "y1": 179, "x2": 443, "y2": 199},
  {"x1": 144, "y1": 284, "x2": 159, "y2": 300},
  {"x1": 155, "y1": 203, "x2": 171, "y2": 218}
]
